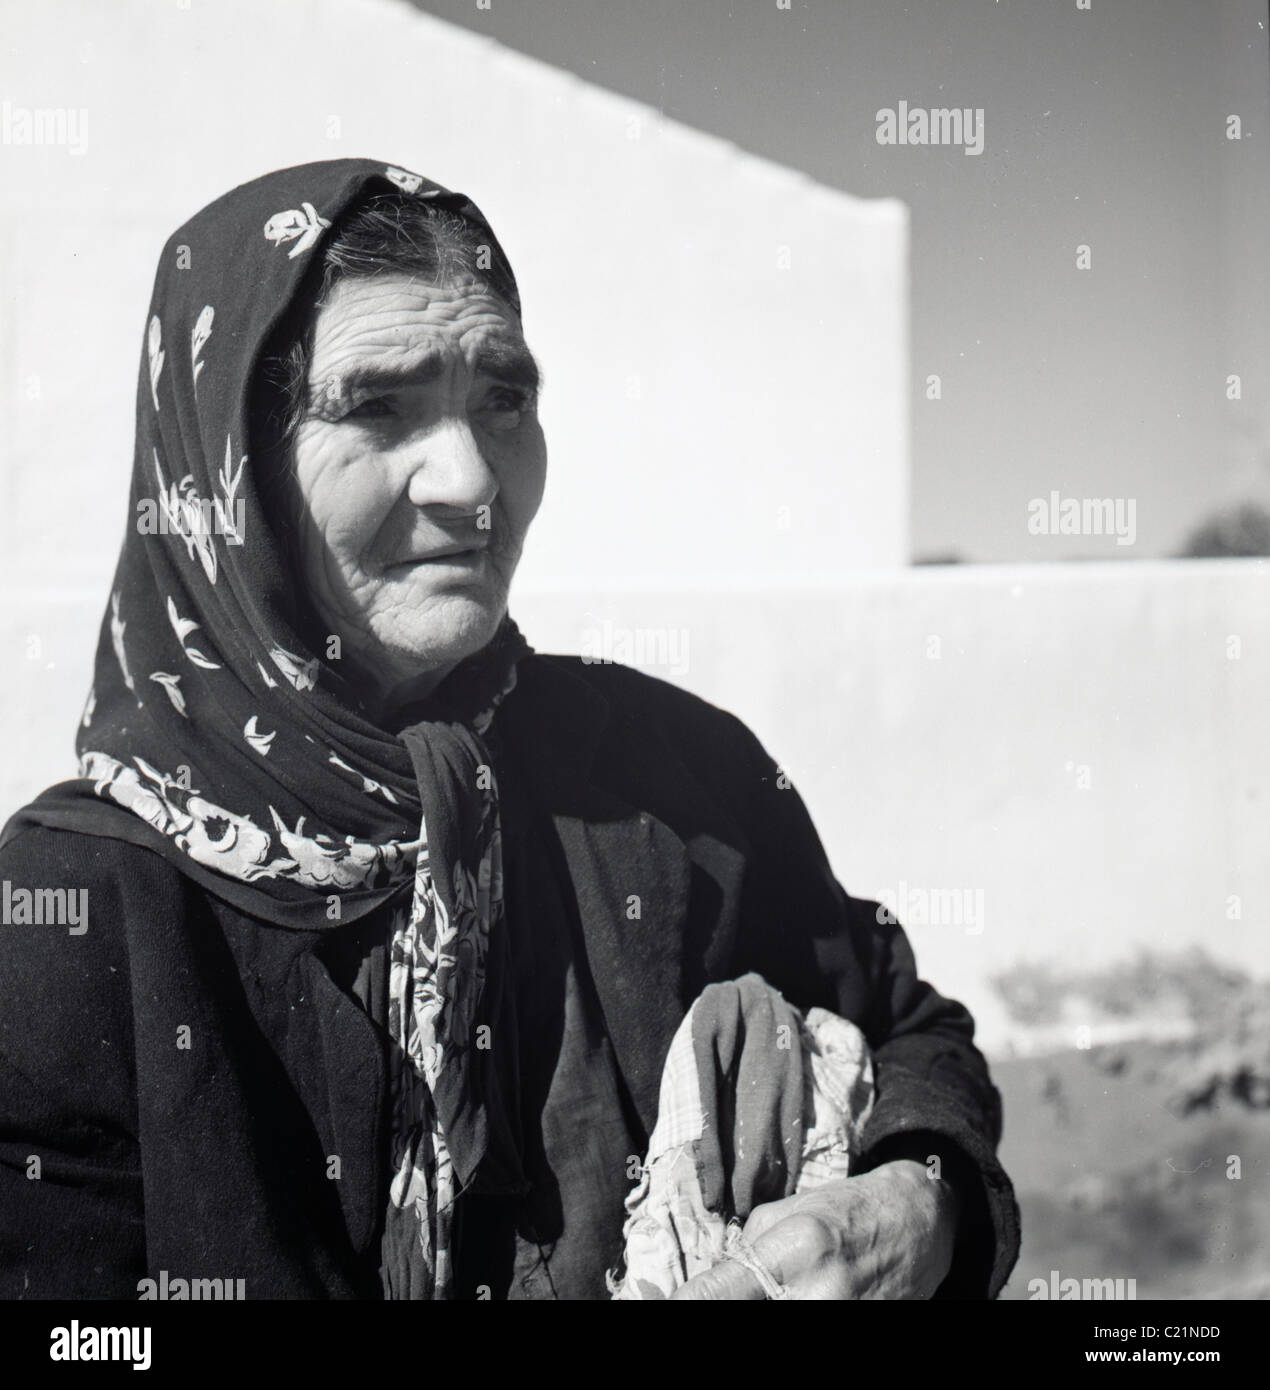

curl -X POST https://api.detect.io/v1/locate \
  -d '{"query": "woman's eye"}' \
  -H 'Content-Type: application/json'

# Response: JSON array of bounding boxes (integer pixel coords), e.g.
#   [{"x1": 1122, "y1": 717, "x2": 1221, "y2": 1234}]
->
[
  {"x1": 482, "y1": 387, "x2": 532, "y2": 426},
  {"x1": 344, "y1": 395, "x2": 396, "y2": 420}
]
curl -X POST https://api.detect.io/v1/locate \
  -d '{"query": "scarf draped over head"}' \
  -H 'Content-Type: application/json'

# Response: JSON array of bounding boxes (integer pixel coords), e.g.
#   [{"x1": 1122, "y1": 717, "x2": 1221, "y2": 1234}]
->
[{"x1": 9, "y1": 158, "x2": 535, "y2": 1298}]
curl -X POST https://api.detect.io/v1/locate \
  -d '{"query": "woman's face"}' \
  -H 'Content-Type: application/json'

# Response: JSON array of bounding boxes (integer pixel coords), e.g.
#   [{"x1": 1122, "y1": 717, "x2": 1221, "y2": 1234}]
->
[{"x1": 286, "y1": 272, "x2": 546, "y2": 707}]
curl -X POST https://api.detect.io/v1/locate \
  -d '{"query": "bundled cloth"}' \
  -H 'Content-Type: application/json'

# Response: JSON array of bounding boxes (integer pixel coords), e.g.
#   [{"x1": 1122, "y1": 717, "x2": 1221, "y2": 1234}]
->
[{"x1": 609, "y1": 973, "x2": 875, "y2": 1300}]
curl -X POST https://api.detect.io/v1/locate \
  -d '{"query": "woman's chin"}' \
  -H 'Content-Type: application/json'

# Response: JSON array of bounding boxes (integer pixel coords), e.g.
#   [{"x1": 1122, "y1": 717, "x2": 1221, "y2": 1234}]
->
[{"x1": 376, "y1": 595, "x2": 507, "y2": 678}]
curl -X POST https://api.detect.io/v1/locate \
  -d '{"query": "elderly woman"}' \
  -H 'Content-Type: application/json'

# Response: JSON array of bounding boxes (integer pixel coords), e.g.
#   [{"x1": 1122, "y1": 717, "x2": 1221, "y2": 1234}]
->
[{"x1": 0, "y1": 159, "x2": 1018, "y2": 1301}]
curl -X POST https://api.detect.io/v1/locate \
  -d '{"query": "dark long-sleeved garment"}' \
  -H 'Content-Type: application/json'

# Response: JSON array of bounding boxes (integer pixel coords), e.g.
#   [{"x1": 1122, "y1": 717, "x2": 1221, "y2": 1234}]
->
[{"x1": 0, "y1": 656, "x2": 1020, "y2": 1299}]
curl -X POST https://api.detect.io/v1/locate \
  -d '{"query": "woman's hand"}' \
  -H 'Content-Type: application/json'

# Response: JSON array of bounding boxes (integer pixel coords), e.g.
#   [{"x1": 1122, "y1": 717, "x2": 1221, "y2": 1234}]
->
[{"x1": 668, "y1": 1158, "x2": 960, "y2": 1300}]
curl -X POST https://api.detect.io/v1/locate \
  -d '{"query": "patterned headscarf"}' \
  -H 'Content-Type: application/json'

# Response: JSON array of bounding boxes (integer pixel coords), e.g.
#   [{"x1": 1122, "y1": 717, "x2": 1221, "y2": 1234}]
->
[{"x1": 8, "y1": 158, "x2": 533, "y2": 1297}]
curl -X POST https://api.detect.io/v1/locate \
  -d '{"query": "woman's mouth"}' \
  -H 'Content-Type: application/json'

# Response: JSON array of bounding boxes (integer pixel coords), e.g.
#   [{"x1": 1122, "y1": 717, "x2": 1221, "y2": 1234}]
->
[{"x1": 386, "y1": 545, "x2": 488, "y2": 572}]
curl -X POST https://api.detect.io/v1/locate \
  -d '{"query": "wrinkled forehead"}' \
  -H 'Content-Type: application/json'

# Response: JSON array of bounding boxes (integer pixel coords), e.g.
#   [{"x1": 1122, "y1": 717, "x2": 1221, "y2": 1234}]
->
[
  {"x1": 303, "y1": 273, "x2": 537, "y2": 394},
  {"x1": 312, "y1": 271, "x2": 524, "y2": 343}
]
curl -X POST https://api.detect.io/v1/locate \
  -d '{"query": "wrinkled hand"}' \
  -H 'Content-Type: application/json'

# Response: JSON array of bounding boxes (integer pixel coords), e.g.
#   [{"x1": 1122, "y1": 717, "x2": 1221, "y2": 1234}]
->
[{"x1": 669, "y1": 1159, "x2": 959, "y2": 1300}]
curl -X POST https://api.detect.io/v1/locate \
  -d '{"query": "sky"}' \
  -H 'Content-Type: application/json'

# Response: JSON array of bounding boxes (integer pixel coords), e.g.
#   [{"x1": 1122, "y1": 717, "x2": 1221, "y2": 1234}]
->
[{"x1": 414, "y1": 0, "x2": 1270, "y2": 562}]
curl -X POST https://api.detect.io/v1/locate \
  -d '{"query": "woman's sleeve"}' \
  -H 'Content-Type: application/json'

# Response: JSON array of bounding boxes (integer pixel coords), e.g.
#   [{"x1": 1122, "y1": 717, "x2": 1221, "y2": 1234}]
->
[
  {"x1": 0, "y1": 826, "x2": 147, "y2": 1299},
  {"x1": 722, "y1": 718, "x2": 1022, "y2": 1300}
]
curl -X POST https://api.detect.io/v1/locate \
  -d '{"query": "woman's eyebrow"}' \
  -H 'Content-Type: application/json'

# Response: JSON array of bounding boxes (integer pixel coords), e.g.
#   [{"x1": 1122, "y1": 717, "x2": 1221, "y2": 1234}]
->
[
  {"x1": 475, "y1": 340, "x2": 541, "y2": 393},
  {"x1": 308, "y1": 339, "x2": 540, "y2": 403},
  {"x1": 310, "y1": 353, "x2": 445, "y2": 403}
]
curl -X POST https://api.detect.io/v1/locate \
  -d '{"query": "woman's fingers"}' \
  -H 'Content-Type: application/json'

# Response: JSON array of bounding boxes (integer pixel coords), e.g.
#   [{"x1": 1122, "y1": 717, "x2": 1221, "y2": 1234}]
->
[
  {"x1": 670, "y1": 1206, "x2": 844, "y2": 1300},
  {"x1": 668, "y1": 1259, "x2": 768, "y2": 1300},
  {"x1": 669, "y1": 1168, "x2": 955, "y2": 1300}
]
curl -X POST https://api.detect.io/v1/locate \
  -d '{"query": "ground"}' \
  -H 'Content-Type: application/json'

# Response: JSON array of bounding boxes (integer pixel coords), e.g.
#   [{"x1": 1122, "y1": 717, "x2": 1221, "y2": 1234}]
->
[{"x1": 987, "y1": 950, "x2": 1270, "y2": 1300}]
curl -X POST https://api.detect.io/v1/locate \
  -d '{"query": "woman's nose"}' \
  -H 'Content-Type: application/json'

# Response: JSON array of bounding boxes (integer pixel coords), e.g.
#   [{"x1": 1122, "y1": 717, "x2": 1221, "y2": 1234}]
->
[{"x1": 404, "y1": 417, "x2": 498, "y2": 515}]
